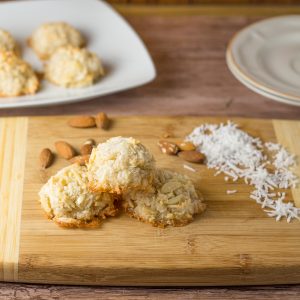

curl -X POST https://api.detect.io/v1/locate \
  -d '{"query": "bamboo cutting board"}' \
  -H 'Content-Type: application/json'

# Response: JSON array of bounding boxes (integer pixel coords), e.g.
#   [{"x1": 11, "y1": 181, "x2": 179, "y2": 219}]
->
[{"x1": 1, "y1": 115, "x2": 300, "y2": 286}]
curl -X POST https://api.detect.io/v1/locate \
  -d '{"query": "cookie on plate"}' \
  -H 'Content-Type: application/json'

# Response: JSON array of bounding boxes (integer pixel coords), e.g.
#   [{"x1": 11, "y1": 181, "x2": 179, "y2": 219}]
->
[
  {"x1": 45, "y1": 45, "x2": 104, "y2": 88},
  {"x1": 39, "y1": 164, "x2": 119, "y2": 228},
  {"x1": 0, "y1": 51, "x2": 39, "y2": 97},
  {"x1": 123, "y1": 169, "x2": 206, "y2": 227},
  {"x1": 28, "y1": 22, "x2": 85, "y2": 60},
  {"x1": 0, "y1": 29, "x2": 20, "y2": 56},
  {"x1": 88, "y1": 137, "x2": 155, "y2": 194}
]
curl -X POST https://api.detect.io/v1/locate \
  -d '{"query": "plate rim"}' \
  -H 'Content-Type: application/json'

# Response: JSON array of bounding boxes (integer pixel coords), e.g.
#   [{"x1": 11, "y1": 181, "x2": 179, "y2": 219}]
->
[
  {"x1": 226, "y1": 51, "x2": 300, "y2": 107},
  {"x1": 227, "y1": 15, "x2": 300, "y2": 102},
  {"x1": 0, "y1": 0, "x2": 156, "y2": 108}
]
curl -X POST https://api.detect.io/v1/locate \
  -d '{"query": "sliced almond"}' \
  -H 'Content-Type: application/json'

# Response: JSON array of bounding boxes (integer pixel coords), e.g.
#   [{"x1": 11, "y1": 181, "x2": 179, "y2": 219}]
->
[
  {"x1": 178, "y1": 141, "x2": 196, "y2": 151},
  {"x1": 167, "y1": 194, "x2": 184, "y2": 205},
  {"x1": 80, "y1": 143, "x2": 93, "y2": 155},
  {"x1": 178, "y1": 150, "x2": 205, "y2": 164},
  {"x1": 161, "y1": 181, "x2": 182, "y2": 194},
  {"x1": 95, "y1": 112, "x2": 110, "y2": 130},
  {"x1": 69, "y1": 154, "x2": 90, "y2": 166},
  {"x1": 39, "y1": 148, "x2": 54, "y2": 169},
  {"x1": 68, "y1": 116, "x2": 96, "y2": 128},
  {"x1": 158, "y1": 140, "x2": 179, "y2": 155},
  {"x1": 55, "y1": 141, "x2": 76, "y2": 160}
]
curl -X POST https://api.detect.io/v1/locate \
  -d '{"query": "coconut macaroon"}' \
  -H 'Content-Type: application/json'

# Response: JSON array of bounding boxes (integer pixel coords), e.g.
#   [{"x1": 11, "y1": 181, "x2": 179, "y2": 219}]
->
[
  {"x1": 45, "y1": 46, "x2": 104, "y2": 88},
  {"x1": 0, "y1": 29, "x2": 20, "y2": 56},
  {"x1": 123, "y1": 169, "x2": 206, "y2": 227},
  {"x1": 28, "y1": 22, "x2": 85, "y2": 60},
  {"x1": 39, "y1": 164, "x2": 118, "y2": 228},
  {"x1": 88, "y1": 137, "x2": 155, "y2": 194},
  {"x1": 0, "y1": 51, "x2": 39, "y2": 97}
]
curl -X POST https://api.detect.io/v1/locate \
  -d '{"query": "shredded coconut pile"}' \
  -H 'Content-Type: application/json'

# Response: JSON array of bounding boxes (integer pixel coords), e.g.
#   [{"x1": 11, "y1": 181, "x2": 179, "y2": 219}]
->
[{"x1": 186, "y1": 121, "x2": 299, "y2": 222}]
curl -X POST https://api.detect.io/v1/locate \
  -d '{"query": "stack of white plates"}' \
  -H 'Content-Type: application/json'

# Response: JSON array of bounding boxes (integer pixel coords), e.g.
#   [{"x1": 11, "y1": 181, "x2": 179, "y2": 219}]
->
[{"x1": 226, "y1": 15, "x2": 300, "y2": 106}]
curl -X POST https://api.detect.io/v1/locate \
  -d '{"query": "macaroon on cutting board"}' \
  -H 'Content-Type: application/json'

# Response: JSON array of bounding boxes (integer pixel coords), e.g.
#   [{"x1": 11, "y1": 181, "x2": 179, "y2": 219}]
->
[{"x1": 1, "y1": 115, "x2": 300, "y2": 286}]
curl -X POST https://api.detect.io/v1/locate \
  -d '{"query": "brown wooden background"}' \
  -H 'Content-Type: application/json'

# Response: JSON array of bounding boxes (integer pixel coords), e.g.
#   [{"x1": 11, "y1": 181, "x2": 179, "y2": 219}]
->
[
  {"x1": 109, "y1": 0, "x2": 300, "y2": 4},
  {"x1": 2, "y1": 0, "x2": 300, "y2": 4}
]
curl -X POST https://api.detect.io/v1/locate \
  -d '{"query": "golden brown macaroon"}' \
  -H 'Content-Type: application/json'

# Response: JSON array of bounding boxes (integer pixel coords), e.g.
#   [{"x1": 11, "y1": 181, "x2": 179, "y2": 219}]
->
[
  {"x1": 0, "y1": 29, "x2": 20, "y2": 56},
  {"x1": 0, "y1": 51, "x2": 39, "y2": 97},
  {"x1": 28, "y1": 22, "x2": 85, "y2": 60},
  {"x1": 39, "y1": 164, "x2": 119, "y2": 228},
  {"x1": 45, "y1": 45, "x2": 104, "y2": 88},
  {"x1": 87, "y1": 137, "x2": 155, "y2": 194},
  {"x1": 123, "y1": 169, "x2": 206, "y2": 228}
]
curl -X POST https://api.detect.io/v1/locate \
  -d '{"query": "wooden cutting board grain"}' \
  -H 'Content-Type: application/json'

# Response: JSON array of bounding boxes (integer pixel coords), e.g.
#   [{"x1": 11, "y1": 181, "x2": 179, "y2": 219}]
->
[{"x1": 1, "y1": 115, "x2": 300, "y2": 286}]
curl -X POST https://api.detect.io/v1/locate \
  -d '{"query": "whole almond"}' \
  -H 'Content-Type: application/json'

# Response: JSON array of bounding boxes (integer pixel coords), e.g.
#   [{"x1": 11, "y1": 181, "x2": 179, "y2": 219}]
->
[
  {"x1": 95, "y1": 112, "x2": 110, "y2": 130},
  {"x1": 158, "y1": 140, "x2": 179, "y2": 155},
  {"x1": 55, "y1": 141, "x2": 76, "y2": 160},
  {"x1": 80, "y1": 143, "x2": 93, "y2": 155},
  {"x1": 178, "y1": 141, "x2": 196, "y2": 151},
  {"x1": 178, "y1": 150, "x2": 205, "y2": 163},
  {"x1": 39, "y1": 148, "x2": 54, "y2": 169},
  {"x1": 84, "y1": 139, "x2": 96, "y2": 146},
  {"x1": 68, "y1": 116, "x2": 96, "y2": 128},
  {"x1": 69, "y1": 154, "x2": 90, "y2": 166}
]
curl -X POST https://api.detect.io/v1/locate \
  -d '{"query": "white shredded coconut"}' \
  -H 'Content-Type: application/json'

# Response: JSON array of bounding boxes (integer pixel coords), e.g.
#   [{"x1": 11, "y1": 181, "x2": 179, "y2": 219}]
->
[
  {"x1": 183, "y1": 164, "x2": 196, "y2": 172},
  {"x1": 224, "y1": 176, "x2": 229, "y2": 182},
  {"x1": 227, "y1": 190, "x2": 237, "y2": 194},
  {"x1": 186, "y1": 121, "x2": 299, "y2": 222}
]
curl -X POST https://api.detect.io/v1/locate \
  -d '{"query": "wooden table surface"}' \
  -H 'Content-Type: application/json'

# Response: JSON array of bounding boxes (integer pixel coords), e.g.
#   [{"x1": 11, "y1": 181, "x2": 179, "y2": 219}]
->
[{"x1": 1, "y1": 4, "x2": 300, "y2": 300}]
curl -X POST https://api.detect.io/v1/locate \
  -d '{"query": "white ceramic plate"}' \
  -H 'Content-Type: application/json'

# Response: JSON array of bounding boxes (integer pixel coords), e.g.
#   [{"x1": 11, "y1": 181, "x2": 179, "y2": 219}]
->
[
  {"x1": 226, "y1": 51, "x2": 300, "y2": 106},
  {"x1": 0, "y1": 0, "x2": 156, "y2": 108},
  {"x1": 228, "y1": 15, "x2": 300, "y2": 102}
]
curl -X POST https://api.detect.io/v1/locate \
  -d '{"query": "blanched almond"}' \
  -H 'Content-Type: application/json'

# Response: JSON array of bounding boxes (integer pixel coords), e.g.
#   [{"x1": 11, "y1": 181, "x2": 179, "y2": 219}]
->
[
  {"x1": 68, "y1": 116, "x2": 96, "y2": 128},
  {"x1": 178, "y1": 150, "x2": 205, "y2": 163},
  {"x1": 95, "y1": 112, "x2": 110, "y2": 129},
  {"x1": 158, "y1": 140, "x2": 179, "y2": 155},
  {"x1": 39, "y1": 148, "x2": 54, "y2": 169},
  {"x1": 55, "y1": 141, "x2": 76, "y2": 160},
  {"x1": 69, "y1": 154, "x2": 90, "y2": 166}
]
